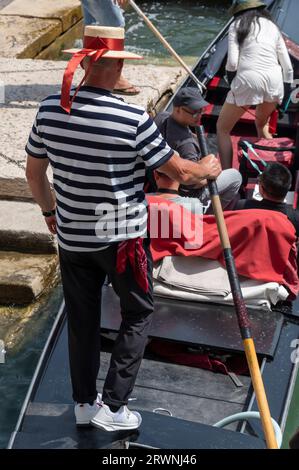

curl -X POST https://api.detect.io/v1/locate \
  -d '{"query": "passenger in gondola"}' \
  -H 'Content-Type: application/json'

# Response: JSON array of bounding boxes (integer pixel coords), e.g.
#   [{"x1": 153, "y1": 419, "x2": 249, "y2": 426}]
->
[
  {"x1": 235, "y1": 163, "x2": 299, "y2": 238},
  {"x1": 217, "y1": 0, "x2": 294, "y2": 169},
  {"x1": 154, "y1": 87, "x2": 242, "y2": 213},
  {"x1": 148, "y1": 170, "x2": 203, "y2": 215},
  {"x1": 25, "y1": 25, "x2": 222, "y2": 432}
]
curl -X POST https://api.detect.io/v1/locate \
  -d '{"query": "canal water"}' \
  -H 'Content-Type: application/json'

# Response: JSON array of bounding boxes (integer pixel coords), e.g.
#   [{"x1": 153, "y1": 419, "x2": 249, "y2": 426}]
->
[
  {"x1": 123, "y1": 0, "x2": 230, "y2": 64},
  {"x1": 0, "y1": 286, "x2": 63, "y2": 448},
  {"x1": 72, "y1": 0, "x2": 231, "y2": 65},
  {"x1": 0, "y1": 0, "x2": 298, "y2": 449}
]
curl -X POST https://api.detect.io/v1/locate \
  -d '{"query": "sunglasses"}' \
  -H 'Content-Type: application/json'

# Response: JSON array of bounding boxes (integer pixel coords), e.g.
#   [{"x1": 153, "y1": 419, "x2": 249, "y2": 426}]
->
[{"x1": 181, "y1": 107, "x2": 204, "y2": 118}]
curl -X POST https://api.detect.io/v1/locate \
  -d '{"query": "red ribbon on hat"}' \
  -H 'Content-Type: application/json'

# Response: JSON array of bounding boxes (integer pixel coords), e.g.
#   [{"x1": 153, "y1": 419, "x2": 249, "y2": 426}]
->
[{"x1": 60, "y1": 36, "x2": 124, "y2": 114}]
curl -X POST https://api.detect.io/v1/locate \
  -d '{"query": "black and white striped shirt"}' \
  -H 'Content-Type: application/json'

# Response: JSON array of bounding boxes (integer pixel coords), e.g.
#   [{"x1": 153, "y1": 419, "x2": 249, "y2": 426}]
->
[{"x1": 26, "y1": 86, "x2": 173, "y2": 251}]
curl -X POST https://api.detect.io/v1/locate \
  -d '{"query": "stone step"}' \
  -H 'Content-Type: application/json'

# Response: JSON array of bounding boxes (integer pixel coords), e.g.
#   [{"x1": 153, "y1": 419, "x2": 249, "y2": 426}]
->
[
  {"x1": 1, "y1": 0, "x2": 82, "y2": 32},
  {"x1": 0, "y1": 15, "x2": 62, "y2": 59},
  {"x1": 0, "y1": 157, "x2": 32, "y2": 200},
  {"x1": 36, "y1": 19, "x2": 83, "y2": 61},
  {"x1": 0, "y1": 156, "x2": 53, "y2": 201},
  {"x1": 0, "y1": 251, "x2": 58, "y2": 304},
  {"x1": 0, "y1": 0, "x2": 82, "y2": 59},
  {"x1": 0, "y1": 200, "x2": 57, "y2": 254}
]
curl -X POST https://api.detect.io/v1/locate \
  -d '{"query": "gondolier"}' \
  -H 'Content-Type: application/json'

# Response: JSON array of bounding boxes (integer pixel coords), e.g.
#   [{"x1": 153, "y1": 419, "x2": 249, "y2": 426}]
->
[{"x1": 25, "y1": 25, "x2": 221, "y2": 431}]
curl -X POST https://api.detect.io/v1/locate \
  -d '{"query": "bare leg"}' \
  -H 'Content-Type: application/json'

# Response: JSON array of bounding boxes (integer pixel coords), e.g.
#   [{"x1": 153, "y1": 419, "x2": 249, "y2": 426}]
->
[
  {"x1": 216, "y1": 102, "x2": 248, "y2": 169},
  {"x1": 255, "y1": 102, "x2": 277, "y2": 138}
]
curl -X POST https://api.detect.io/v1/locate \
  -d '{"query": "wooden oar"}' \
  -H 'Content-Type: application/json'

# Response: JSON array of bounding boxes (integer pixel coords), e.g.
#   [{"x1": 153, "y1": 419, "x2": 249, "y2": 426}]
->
[
  {"x1": 196, "y1": 125, "x2": 278, "y2": 449},
  {"x1": 128, "y1": 0, "x2": 206, "y2": 92}
]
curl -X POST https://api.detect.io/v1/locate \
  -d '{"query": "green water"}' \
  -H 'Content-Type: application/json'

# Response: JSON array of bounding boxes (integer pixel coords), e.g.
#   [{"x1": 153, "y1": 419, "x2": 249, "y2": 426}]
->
[
  {"x1": 123, "y1": 0, "x2": 230, "y2": 65},
  {"x1": 0, "y1": 286, "x2": 63, "y2": 448},
  {"x1": 282, "y1": 363, "x2": 299, "y2": 448},
  {"x1": 69, "y1": 0, "x2": 231, "y2": 65}
]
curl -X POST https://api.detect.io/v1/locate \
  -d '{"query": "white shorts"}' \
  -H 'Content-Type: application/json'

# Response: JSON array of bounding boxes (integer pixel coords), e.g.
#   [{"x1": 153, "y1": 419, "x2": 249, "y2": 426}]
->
[{"x1": 226, "y1": 70, "x2": 284, "y2": 107}]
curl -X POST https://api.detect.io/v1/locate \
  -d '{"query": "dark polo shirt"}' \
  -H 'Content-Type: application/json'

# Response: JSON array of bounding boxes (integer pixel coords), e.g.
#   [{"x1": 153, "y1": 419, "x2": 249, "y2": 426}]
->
[
  {"x1": 154, "y1": 112, "x2": 202, "y2": 196},
  {"x1": 154, "y1": 112, "x2": 200, "y2": 162}
]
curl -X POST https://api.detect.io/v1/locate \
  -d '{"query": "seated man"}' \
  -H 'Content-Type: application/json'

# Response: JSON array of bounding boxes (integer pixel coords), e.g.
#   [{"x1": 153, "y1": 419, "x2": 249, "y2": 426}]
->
[
  {"x1": 150, "y1": 169, "x2": 203, "y2": 215},
  {"x1": 235, "y1": 162, "x2": 299, "y2": 237},
  {"x1": 154, "y1": 87, "x2": 242, "y2": 213}
]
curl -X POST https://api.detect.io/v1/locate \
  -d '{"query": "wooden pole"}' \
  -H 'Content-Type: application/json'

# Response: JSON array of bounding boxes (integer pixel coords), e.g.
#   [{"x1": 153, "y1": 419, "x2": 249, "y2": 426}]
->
[
  {"x1": 128, "y1": 0, "x2": 206, "y2": 91},
  {"x1": 196, "y1": 125, "x2": 278, "y2": 449}
]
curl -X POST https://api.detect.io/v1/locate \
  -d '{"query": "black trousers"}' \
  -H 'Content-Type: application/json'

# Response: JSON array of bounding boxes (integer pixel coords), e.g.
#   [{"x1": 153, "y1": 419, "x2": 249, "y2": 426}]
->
[{"x1": 59, "y1": 239, "x2": 154, "y2": 407}]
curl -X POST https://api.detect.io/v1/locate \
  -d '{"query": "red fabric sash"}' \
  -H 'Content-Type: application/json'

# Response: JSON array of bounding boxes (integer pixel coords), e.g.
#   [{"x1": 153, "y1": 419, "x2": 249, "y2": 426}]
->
[
  {"x1": 60, "y1": 37, "x2": 124, "y2": 114},
  {"x1": 116, "y1": 238, "x2": 149, "y2": 292}
]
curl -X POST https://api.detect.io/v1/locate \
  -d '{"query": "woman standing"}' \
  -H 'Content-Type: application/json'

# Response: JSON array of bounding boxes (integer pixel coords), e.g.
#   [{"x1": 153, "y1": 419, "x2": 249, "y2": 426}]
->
[{"x1": 217, "y1": 0, "x2": 293, "y2": 169}]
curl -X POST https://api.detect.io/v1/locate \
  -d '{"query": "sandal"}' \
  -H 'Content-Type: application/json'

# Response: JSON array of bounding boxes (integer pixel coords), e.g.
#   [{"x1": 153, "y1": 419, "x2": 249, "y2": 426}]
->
[{"x1": 113, "y1": 85, "x2": 140, "y2": 96}]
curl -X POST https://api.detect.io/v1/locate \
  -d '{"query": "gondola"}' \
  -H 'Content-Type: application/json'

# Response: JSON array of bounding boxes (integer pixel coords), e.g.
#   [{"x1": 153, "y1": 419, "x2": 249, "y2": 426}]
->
[{"x1": 8, "y1": 0, "x2": 299, "y2": 450}]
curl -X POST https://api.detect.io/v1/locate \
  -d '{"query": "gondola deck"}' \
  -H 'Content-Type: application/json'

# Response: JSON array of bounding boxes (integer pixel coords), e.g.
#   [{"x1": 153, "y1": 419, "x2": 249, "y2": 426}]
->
[
  {"x1": 9, "y1": 316, "x2": 256, "y2": 449},
  {"x1": 101, "y1": 286, "x2": 283, "y2": 358},
  {"x1": 9, "y1": 0, "x2": 299, "y2": 450}
]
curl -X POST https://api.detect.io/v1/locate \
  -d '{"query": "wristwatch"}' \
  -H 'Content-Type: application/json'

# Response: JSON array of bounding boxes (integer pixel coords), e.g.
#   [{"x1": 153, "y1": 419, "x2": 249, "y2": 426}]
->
[{"x1": 42, "y1": 209, "x2": 56, "y2": 217}]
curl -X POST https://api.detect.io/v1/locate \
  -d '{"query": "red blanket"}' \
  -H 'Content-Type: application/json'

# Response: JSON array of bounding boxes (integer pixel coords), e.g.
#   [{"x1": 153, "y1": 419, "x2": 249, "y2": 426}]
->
[{"x1": 147, "y1": 195, "x2": 299, "y2": 298}]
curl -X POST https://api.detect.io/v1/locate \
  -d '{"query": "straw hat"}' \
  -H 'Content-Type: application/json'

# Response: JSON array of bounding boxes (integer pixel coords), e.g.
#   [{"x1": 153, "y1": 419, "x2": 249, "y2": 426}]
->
[
  {"x1": 229, "y1": 0, "x2": 266, "y2": 16},
  {"x1": 61, "y1": 26, "x2": 143, "y2": 113},
  {"x1": 63, "y1": 25, "x2": 143, "y2": 60}
]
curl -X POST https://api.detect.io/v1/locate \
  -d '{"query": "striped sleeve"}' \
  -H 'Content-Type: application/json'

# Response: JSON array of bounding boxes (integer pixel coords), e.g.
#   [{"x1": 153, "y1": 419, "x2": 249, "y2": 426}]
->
[
  {"x1": 136, "y1": 111, "x2": 174, "y2": 170},
  {"x1": 25, "y1": 114, "x2": 48, "y2": 159}
]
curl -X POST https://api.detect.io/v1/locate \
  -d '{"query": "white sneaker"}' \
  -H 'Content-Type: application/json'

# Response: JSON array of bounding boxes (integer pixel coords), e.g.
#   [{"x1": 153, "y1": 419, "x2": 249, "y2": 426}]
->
[
  {"x1": 75, "y1": 393, "x2": 102, "y2": 426},
  {"x1": 91, "y1": 403, "x2": 142, "y2": 432}
]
